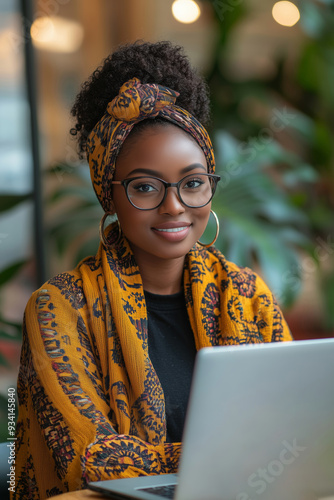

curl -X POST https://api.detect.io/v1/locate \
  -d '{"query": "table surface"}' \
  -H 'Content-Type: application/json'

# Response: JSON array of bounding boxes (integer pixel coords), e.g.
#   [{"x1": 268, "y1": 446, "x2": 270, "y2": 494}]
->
[{"x1": 52, "y1": 489, "x2": 107, "y2": 499}]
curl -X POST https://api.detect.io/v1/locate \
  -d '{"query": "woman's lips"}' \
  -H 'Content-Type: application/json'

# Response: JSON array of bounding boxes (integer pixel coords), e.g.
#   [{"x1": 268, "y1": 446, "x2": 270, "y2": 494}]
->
[{"x1": 152, "y1": 222, "x2": 192, "y2": 242}]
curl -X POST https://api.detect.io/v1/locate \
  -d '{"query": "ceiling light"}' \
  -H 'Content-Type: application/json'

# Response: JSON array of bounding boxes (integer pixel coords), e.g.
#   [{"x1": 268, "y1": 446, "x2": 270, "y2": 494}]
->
[
  {"x1": 30, "y1": 16, "x2": 84, "y2": 53},
  {"x1": 172, "y1": 0, "x2": 201, "y2": 24},
  {"x1": 272, "y1": 1, "x2": 300, "y2": 27}
]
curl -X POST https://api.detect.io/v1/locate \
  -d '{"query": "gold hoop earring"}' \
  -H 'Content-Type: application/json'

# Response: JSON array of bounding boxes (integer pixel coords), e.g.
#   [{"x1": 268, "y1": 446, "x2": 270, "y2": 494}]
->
[
  {"x1": 197, "y1": 210, "x2": 220, "y2": 248},
  {"x1": 99, "y1": 213, "x2": 121, "y2": 248}
]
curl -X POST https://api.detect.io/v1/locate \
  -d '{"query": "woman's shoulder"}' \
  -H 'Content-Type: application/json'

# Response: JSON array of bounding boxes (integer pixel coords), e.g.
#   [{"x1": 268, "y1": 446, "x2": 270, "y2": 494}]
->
[
  {"x1": 27, "y1": 254, "x2": 102, "y2": 312},
  {"x1": 196, "y1": 244, "x2": 256, "y2": 275},
  {"x1": 200, "y1": 245, "x2": 273, "y2": 299}
]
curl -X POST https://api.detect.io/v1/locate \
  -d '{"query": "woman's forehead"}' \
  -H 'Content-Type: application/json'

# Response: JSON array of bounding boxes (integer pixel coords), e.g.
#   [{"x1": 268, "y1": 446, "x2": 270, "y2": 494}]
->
[{"x1": 115, "y1": 125, "x2": 207, "y2": 178}]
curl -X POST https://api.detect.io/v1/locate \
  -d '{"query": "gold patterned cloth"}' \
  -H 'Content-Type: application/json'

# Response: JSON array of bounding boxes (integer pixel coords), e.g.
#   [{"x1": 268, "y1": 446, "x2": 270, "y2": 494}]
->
[
  {"x1": 86, "y1": 77, "x2": 216, "y2": 212},
  {"x1": 13, "y1": 224, "x2": 292, "y2": 499}
]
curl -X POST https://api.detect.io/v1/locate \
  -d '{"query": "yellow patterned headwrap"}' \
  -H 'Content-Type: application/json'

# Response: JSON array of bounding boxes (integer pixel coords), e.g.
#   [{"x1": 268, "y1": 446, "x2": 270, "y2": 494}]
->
[{"x1": 86, "y1": 77, "x2": 215, "y2": 212}]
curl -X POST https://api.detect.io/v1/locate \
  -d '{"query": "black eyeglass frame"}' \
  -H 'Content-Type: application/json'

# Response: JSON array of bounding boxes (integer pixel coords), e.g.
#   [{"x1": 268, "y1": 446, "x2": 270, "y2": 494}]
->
[{"x1": 111, "y1": 173, "x2": 221, "y2": 211}]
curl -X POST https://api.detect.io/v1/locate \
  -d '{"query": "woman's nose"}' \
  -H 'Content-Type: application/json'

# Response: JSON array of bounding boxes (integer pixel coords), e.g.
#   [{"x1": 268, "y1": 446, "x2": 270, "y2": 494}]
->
[{"x1": 157, "y1": 187, "x2": 185, "y2": 215}]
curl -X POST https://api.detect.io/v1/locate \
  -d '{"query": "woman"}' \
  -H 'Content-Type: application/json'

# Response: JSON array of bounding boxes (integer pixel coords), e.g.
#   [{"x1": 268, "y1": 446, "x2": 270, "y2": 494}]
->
[{"x1": 13, "y1": 41, "x2": 292, "y2": 499}]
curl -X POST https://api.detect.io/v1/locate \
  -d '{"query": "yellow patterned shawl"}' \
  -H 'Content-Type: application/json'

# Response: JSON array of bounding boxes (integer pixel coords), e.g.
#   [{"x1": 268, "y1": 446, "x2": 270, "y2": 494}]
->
[{"x1": 14, "y1": 224, "x2": 292, "y2": 499}]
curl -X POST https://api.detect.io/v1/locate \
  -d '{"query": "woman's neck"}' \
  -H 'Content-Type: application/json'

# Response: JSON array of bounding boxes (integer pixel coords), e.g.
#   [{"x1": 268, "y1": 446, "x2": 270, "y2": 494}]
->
[{"x1": 133, "y1": 251, "x2": 186, "y2": 295}]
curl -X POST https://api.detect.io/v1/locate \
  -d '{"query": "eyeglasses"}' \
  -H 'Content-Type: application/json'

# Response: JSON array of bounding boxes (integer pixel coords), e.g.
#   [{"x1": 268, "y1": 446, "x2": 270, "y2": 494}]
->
[{"x1": 111, "y1": 173, "x2": 220, "y2": 211}]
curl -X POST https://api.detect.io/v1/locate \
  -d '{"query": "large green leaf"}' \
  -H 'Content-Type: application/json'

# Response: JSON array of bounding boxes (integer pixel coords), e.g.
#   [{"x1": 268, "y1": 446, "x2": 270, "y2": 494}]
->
[
  {"x1": 47, "y1": 203, "x2": 102, "y2": 255},
  {"x1": 214, "y1": 211, "x2": 304, "y2": 307},
  {"x1": 0, "y1": 260, "x2": 26, "y2": 286},
  {"x1": 211, "y1": 129, "x2": 313, "y2": 306}
]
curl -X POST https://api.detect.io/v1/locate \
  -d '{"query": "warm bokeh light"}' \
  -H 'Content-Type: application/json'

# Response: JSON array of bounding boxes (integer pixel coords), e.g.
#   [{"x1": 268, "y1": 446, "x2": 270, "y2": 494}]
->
[
  {"x1": 30, "y1": 16, "x2": 84, "y2": 53},
  {"x1": 172, "y1": 0, "x2": 201, "y2": 24},
  {"x1": 272, "y1": 1, "x2": 300, "y2": 27}
]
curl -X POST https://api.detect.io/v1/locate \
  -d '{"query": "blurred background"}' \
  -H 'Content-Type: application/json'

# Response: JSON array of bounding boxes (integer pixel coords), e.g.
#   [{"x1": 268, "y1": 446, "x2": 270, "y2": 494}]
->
[{"x1": 0, "y1": 0, "x2": 334, "y2": 439}]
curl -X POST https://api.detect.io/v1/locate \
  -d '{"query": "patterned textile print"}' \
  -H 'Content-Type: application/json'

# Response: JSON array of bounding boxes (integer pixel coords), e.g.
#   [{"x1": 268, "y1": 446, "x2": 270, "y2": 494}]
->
[
  {"x1": 160, "y1": 105, "x2": 215, "y2": 174},
  {"x1": 107, "y1": 79, "x2": 179, "y2": 122},
  {"x1": 105, "y1": 236, "x2": 141, "y2": 292},
  {"x1": 82, "y1": 436, "x2": 163, "y2": 482},
  {"x1": 272, "y1": 297, "x2": 286, "y2": 341},
  {"x1": 16, "y1": 316, "x2": 30, "y2": 407},
  {"x1": 225, "y1": 295, "x2": 267, "y2": 344},
  {"x1": 14, "y1": 321, "x2": 70, "y2": 498},
  {"x1": 27, "y1": 294, "x2": 74, "y2": 480},
  {"x1": 77, "y1": 316, "x2": 108, "y2": 405},
  {"x1": 186, "y1": 244, "x2": 288, "y2": 346},
  {"x1": 46, "y1": 487, "x2": 65, "y2": 498},
  {"x1": 111, "y1": 381, "x2": 130, "y2": 424},
  {"x1": 14, "y1": 327, "x2": 39, "y2": 499},
  {"x1": 36, "y1": 288, "x2": 116, "y2": 438},
  {"x1": 14, "y1": 450, "x2": 39, "y2": 500},
  {"x1": 31, "y1": 374, "x2": 75, "y2": 479},
  {"x1": 48, "y1": 273, "x2": 86, "y2": 310},
  {"x1": 107, "y1": 314, "x2": 125, "y2": 367},
  {"x1": 200, "y1": 283, "x2": 221, "y2": 345},
  {"x1": 229, "y1": 268, "x2": 257, "y2": 298},
  {"x1": 102, "y1": 225, "x2": 165, "y2": 443},
  {"x1": 225, "y1": 267, "x2": 265, "y2": 343},
  {"x1": 86, "y1": 77, "x2": 215, "y2": 212},
  {"x1": 130, "y1": 364, "x2": 166, "y2": 444}
]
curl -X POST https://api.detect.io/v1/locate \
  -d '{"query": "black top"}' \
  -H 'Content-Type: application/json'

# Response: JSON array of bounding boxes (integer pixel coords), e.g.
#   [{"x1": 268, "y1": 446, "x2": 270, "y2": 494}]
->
[{"x1": 145, "y1": 290, "x2": 197, "y2": 443}]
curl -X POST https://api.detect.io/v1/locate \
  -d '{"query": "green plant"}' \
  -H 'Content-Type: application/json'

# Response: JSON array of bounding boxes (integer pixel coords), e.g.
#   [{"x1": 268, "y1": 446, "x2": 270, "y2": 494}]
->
[
  {"x1": 46, "y1": 165, "x2": 103, "y2": 268},
  {"x1": 212, "y1": 131, "x2": 316, "y2": 307},
  {"x1": 204, "y1": 0, "x2": 334, "y2": 325}
]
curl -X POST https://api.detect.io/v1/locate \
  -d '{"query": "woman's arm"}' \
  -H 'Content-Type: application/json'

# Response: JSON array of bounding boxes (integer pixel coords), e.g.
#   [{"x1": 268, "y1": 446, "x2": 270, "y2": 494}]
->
[{"x1": 14, "y1": 286, "x2": 180, "y2": 499}]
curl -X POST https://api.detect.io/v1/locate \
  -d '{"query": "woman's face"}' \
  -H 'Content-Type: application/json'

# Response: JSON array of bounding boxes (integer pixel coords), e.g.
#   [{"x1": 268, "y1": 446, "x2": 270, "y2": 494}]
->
[{"x1": 112, "y1": 125, "x2": 211, "y2": 263}]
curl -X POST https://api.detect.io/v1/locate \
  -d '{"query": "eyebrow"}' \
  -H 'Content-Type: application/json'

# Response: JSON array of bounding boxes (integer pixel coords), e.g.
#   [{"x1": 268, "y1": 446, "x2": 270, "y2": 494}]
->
[{"x1": 127, "y1": 163, "x2": 207, "y2": 177}]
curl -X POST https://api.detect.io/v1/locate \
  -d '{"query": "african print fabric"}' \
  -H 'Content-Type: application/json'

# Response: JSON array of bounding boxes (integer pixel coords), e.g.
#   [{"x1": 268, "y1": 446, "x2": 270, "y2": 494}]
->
[
  {"x1": 13, "y1": 224, "x2": 292, "y2": 499},
  {"x1": 86, "y1": 77, "x2": 215, "y2": 213}
]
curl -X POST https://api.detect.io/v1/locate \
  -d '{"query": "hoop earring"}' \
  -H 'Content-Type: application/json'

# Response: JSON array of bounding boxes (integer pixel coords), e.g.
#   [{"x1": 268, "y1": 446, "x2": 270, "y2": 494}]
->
[
  {"x1": 197, "y1": 210, "x2": 220, "y2": 248},
  {"x1": 99, "y1": 212, "x2": 121, "y2": 249}
]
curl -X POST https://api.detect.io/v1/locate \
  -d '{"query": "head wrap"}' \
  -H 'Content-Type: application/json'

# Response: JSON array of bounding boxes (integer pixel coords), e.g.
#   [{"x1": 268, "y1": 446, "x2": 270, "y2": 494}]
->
[{"x1": 86, "y1": 77, "x2": 215, "y2": 212}]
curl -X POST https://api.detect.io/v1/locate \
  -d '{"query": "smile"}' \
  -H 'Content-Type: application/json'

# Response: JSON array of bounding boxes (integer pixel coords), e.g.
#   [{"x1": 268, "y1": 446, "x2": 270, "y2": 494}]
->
[
  {"x1": 152, "y1": 223, "x2": 192, "y2": 242},
  {"x1": 155, "y1": 226, "x2": 189, "y2": 233}
]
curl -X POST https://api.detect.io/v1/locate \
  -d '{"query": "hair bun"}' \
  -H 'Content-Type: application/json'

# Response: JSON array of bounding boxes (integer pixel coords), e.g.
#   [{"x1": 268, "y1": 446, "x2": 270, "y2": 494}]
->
[{"x1": 71, "y1": 40, "x2": 210, "y2": 156}]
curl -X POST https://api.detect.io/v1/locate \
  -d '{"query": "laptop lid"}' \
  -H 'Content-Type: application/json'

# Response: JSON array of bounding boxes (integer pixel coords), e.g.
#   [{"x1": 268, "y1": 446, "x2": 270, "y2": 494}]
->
[
  {"x1": 88, "y1": 339, "x2": 334, "y2": 500},
  {"x1": 176, "y1": 339, "x2": 334, "y2": 500}
]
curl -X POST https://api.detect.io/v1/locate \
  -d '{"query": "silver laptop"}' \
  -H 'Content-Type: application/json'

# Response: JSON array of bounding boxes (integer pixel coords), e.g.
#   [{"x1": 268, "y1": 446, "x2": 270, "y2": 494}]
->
[{"x1": 88, "y1": 339, "x2": 334, "y2": 500}]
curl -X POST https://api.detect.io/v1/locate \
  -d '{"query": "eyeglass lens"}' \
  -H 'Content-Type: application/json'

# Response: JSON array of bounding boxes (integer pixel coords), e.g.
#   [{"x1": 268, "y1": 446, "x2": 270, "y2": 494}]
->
[{"x1": 126, "y1": 174, "x2": 215, "y2": 209}]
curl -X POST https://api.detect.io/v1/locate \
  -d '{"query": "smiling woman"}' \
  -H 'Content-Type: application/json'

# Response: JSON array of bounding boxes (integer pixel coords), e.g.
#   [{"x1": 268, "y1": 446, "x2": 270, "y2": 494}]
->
[{"x1": 13, "y1": 41, "x2": 292, "y2": 500}]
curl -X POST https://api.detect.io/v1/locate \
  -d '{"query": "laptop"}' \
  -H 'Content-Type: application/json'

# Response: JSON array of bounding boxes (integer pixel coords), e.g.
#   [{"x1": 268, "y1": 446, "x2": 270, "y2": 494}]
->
[{"x1": 88, "y1": 339, "x2": 334, "y2": 500}]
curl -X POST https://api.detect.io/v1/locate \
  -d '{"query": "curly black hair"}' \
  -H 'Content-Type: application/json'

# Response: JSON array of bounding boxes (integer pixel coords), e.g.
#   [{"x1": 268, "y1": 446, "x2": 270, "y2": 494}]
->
[{"x1": 70, "y1": 40, "x2": 211, "y2": 156}]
